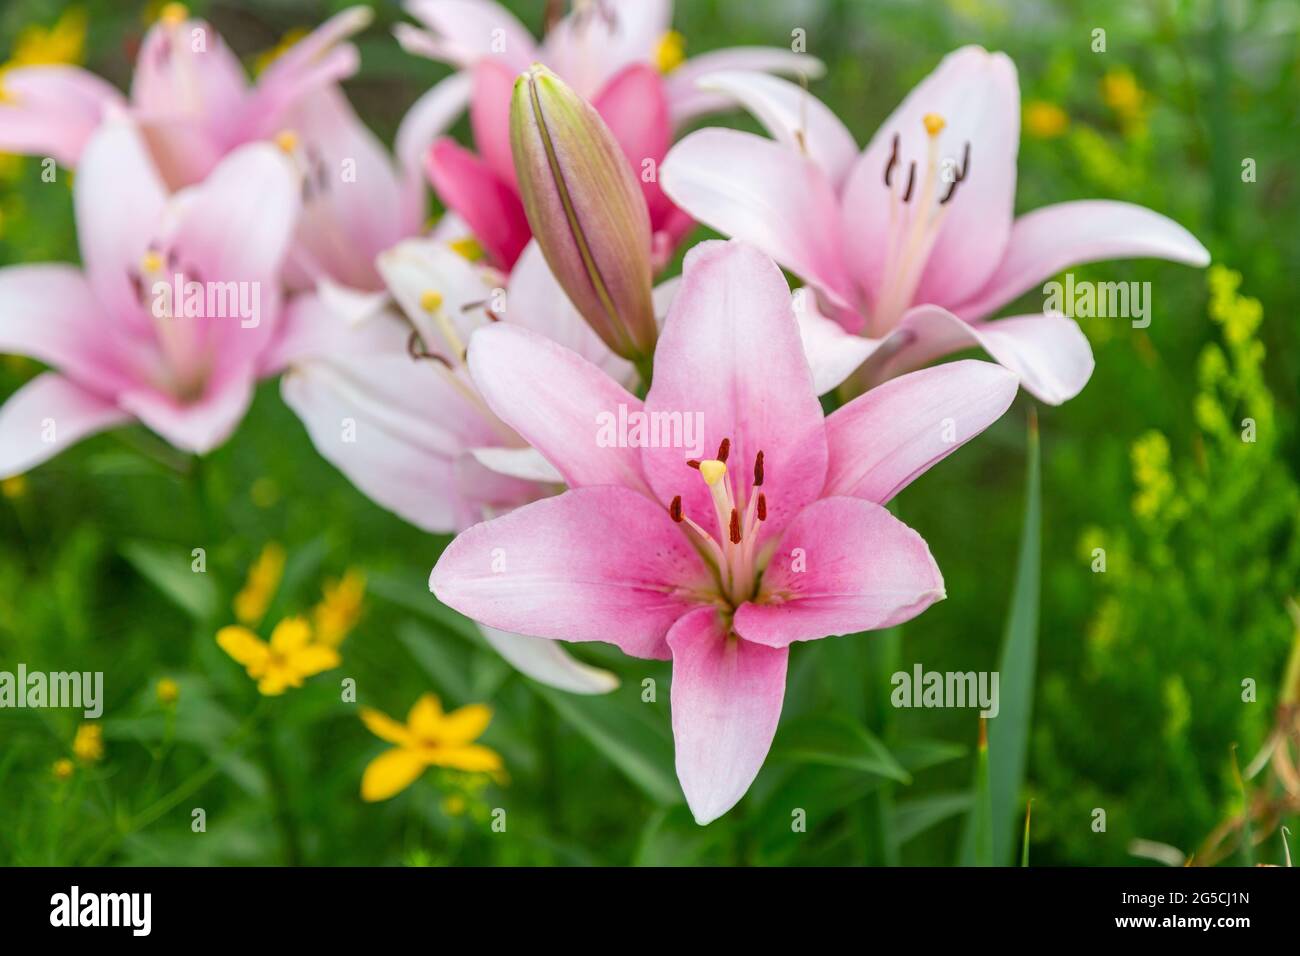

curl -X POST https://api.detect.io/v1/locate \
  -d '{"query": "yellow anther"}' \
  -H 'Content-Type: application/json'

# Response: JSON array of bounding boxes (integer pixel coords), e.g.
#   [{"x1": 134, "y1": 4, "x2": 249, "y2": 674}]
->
[
  {"x1": 141, "y1": 250, "x2": 164, "y2": 274},
  {"x1": 420, "y1": 290, "x2": 444, "y2": 312},
  {"x1": 448, "y1": 236, "x2": 484, "y2": 261},
  {"x1": 273, "y1": 129, "x2": 299, "y2": 154},
  {"x1": 159, "y1": 3, "x2": 189, "y2": 27},
  {"x1": 923, "y1": 113, "x2": 946, "y2": 137},
  {"x1": 698, "y1": 459, "x2": 727, "y2": 487},
  {"x1": 653, "y1": 31, "x2": 686, "y2": 74}
]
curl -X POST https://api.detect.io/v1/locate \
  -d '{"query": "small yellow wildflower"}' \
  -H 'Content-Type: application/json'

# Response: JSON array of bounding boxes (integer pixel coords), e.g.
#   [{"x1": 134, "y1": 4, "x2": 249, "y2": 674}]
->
[
  {"x1": 3, "y1": 8, "x2": 88, "y2": 69},
  {"x1": 156, "y1": 677, "x2": 180, "y2": 705},
  {"x1": 2, "y1": 474, "x2": 26, "y2": 500},
  {"x1": 233, "y1": 542, "x2": 285, "y2": 626},
  {"x1": 360, "y1": 694, "x2": 503, "y2": 802},
  {"x1": 1024, "y1": 100, "x2": 1069, "y2": 139},
  {"x1": 52, "y1": 758, "x2": 75, "y2": 780},
  {"x1": 313, "y1": 569, "x2": 365, "y2": 647},
  {"x1": 217, "y1": 617, "x2": 340, "y2": 696},
  {"x1": 653, "y1": 31, "x2": 686, "y2": 74},
  {"x1": 1101, "y1": 68, "x2": 1146, "y2": 133},
  {"x1": 72, "y1": 723, "x2": 103, "y2": 763}
]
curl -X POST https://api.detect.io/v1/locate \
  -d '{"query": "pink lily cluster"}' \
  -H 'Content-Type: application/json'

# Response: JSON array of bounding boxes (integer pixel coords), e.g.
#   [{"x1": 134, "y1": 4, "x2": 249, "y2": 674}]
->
[{"x1": 0, "y1": 4, "x2": 1211, "y2": 821}]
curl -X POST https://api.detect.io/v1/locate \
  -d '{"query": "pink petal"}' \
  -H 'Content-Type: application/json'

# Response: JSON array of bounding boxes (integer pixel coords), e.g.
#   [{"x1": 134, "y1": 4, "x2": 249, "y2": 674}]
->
[
  {"x1": 394, "y1": 71, "x2": 472, "y2": 200},
  {"x1": 477, "y1": 625, "x2": 619, "y2": 694},
  {"x1": 841, "y1": 46, "x2": 1020, "y2": 312},
  {"x1": 466, "y1": 323, "x2": 649, "y2": 492},
  {"x1": 667, "y1": 606, "x2": 789, "y2": 824},
  {"x1": 823, "y1": 360, "x2": 1018, "y2": 503},
  {"x1": 660, "y1": 129, "x2": 856, "y2": 309},
  {"x1": 641, "y1": 240, "x2": 828, "y2": 541},
  {"x1": 795, "y1": 292, "x2": 880, "y2": 395},
  {"x1": 429, "y1": 486, "x2": 710, "y2": 660},
  {"x1": 0, "y1": 265, "x2": 132, "y2": 391},
  {"x1": 425, "y1": 137, "x2": 530, "y2": 270},
  {"x1": 0, "y1": 66, "x2": 125, "y2": 166},
  {"x1": 867, "y1": 305, "x2": 1094, "y2": 406},
  {"x1": 735, "y1": 496, "x2": 944, "y2": 648},
  {"x1": 690, "y1": 71, "x2": 858, "y2": 188},
  {"x1": 376, "y1": 238, "x2": 500, "y2": 363},
  {"x1": 592, "y1": 64, "x2": 673, "y2": 224},
  {"x1": 74, "y1": 119, "x2": 170, "y2": 331},
  {"x1": 469, "y1": 58, "x2": 520, "y2": 191},
  {"x1": 0, "y1": 373, "x2": 129, "y2": 478},
  {"x1": 117, "y1": 371, "x2": 255, "y2": 455},
  {"x1": 131, "y1": 16, "x2": 249, "y2": 147},
  {"x1": 402, "y1": 0, "x2": 538, "y2": 72},
  {"x1": 951, "y1": 200, "x2": 1212, "y2": 322},
  {"x1": 663, "y1": 47, "x2": 825, "y2": 125},
  {"x1": 256, "y1": 6, "x2": 373, "y2": 101}
]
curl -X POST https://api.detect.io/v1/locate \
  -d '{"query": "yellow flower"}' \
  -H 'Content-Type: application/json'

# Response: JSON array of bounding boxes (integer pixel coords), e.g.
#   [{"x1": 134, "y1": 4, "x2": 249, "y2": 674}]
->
[
  {"x1": 52, "y1": 758, "x2": 75, "y2": 780},
  {"x1": 3, "y1": 8, "x2": 88, "y2": 69},
  {"x1": 313, "y1": 569, "x2": 365, "y2": 647},
  {"x1": 72, "y1": 722, "x2": 103, "y2": 763},
  {"x1": 1, "y1": 474, "x2": 26, "y2": 500},
  {"x1": 360, "y1": 694, "x2": 503, "y2": 802},
  {"x1": 653, "y1": 30, "x2": 686, "y2": 74},
  {"x1": 156, "y1": 677, "x2": 180, "y2": 705},
  {"x1": 1024, "y1": 100, "x2": 1069, "y2": 139},
  {"x1": 233, "y1": 542, "x2": 285, "y2": 626},
  {"x1": 217, "y1": 617, "x2": 340, "y2": 696}
]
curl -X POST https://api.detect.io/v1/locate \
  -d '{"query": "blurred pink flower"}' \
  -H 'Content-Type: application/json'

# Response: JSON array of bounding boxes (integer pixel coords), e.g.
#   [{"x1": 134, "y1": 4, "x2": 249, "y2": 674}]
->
[
  {"x1": 396, "y1": 0, "x2": 823, "y2": 270},
  {"x1": 660, "y1": 47, "x2": 1212, "y2": 404},
  {"x1": 430, "y1": 240, "x2": 1019, "y2": 822},
  {"x1": 0, "y1": 119, "x2": 300, "y2": 475}
]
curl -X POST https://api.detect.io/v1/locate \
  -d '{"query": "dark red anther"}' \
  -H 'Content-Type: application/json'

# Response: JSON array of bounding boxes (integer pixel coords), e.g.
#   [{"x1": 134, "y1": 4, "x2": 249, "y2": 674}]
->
[
  {"x1": 716, "y1": 438, "x2": 731, "y2": 463},
  {"x1": 757, "y1": 494, "x2": 767, "y2": 521},
  {"x1": 729, "y1": 508, "x2": 741, "y2": 544},
  {"x1": 883, "y1": 133, "x2": 900, "y2": 187},
  {"x1": 669, "y1": 495, "x2": 683, "y2": 523},
  {"x1": 902, "y1": 161, "x2": 917, "y2": 203},
  {"x1": 686, "y1": 459, "x2": 701, "y2": 469},
  {"x1": 753, "y1": 450, "x2": 765, "y2": 487}
]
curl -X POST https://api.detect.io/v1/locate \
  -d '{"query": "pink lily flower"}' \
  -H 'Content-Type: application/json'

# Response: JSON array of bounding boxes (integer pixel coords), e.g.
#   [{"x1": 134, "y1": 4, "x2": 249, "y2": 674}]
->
[
  {"x1": 430, "y1": 240, "x2": 1019, "y2": 822},
  {"x1": 0, "y1": 118, "x2": 300, "y2": 476},
  {"x1": 274, "y1": 237, "x2": 637, "y2": 694},
  {"x1": 396, "y1": 0, "x2": 823, "y2": 270},
  {"x1": 659, "y1": 48, "x2": 1212, "y2": 404}
]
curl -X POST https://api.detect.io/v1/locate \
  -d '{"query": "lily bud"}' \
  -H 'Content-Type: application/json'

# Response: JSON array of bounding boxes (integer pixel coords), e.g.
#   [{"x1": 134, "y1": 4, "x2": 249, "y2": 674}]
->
[{"x1": 510, "y1": 64, "x2": 657, "y2": 363}]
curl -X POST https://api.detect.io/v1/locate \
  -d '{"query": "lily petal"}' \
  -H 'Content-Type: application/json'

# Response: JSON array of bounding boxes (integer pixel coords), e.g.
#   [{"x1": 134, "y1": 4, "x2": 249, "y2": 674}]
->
[
  {"x1": 824, "y1": 360, "x2": 1018, "y2": 503},
  {"x1": 467, "y1": 323, "x2": 648, "y2": 492},
  {"x1": 478, "y1": 625, "x2": 620, "y2": 694},
  {"x1": 952, "y1": 200, "x2": 1212, "y2": 322},
  {"x1": 425, "y1": 138, "x2": 530, "y2": 270},
  {"x1": 668, "y1": 606, "x2": 788, "y2": 825},
  {"x1": 0, "y1": 66, "x2": 125, "y2": 166},
  {"x1": 642, "y1": 240, "x2": 828, "y2": 540},
  {"x1": 795, "y1": 292, "x2": 880, "y2": 395},
  {"x1": 0, "y1": 373, "x2": 129, "y2": 479},
  {"x1": 661, "y1": 129, "x2": 855, "y2": 309},
  {"x1": 429, "y1": 486, "x2": 710, "y2": 660},
  {"x1": 868, "y1": 305, "x2": 1095, "y2": 406},
  {"x1": 402, "y1": 0, "x2": 538, "y2": 72},
  {"x1": 735, "y1": 496, "x2": 945, "y2": 647},
  {"x1": 663, "y1": 47, "x2": 825, "y2": 124}
]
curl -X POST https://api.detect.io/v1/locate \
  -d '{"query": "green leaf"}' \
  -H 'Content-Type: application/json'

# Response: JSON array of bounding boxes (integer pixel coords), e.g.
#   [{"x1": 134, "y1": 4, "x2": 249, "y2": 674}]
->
[
  {"x1": 535, "y1": 686, "x2": 682, "y2": 806},
  {"x1": 959, "y1": 409, "x2": 1041, "y2": 865},
  {"x1": 396, "y1": 620, "x2": 476, "y2": 703},
  {"x1": 894, "y1": 791, "x2": 973, "y2": 845},
  {"x1": 772, "y1": 715, "x2": 910, "y2": 783},
  {"x1": 121, "y1": 540, "x2": 217, "y2": 621}
]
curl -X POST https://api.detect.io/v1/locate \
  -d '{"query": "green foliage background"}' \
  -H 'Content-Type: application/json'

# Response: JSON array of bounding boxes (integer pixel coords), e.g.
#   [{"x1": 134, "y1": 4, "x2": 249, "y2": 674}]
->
[{"x1": 1, "y1": 0, "x2": 1297, "y2": 866}]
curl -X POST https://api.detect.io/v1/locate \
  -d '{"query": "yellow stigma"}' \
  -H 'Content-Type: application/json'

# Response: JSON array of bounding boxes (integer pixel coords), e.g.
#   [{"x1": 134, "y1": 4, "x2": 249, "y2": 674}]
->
[
  {"x1": 448, "y1": 236, "x2": 484, "y2": 262},
  {"x1": 698, "y1": 459, "x2": 727, "y2": 487},
  {"x1": 923, "y1": 113, "x2": 946, "y2": 137},
  {"x1": 653, "y1": 31, "x2": 686, "y2": 74},
  {"x1": 159, "y1": 3, "x2": 189, "y2": 27},
  {"x1": 141, "y1": 250, "x2": 164, "y2": 274},
  {"x1": 420, "y1": 290, "x2": 444, "y2": 312},
  {"x1": 274, "y1": 129, "x2": 299, "y2": 154}
]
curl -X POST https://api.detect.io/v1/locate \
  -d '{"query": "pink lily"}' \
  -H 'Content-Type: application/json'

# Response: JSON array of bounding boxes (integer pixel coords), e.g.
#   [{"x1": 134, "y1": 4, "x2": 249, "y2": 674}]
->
[
  {"x1": 659, "y1": 48, "x2": 1211, "y2": 404},
  {"x1": 0, "y1": 118, "x2": 300, "y2": 476},
  {"x1": 397, "y1": 0, "x2": 823, "y2": 270},
  {"x1": 430, "y1": 240, "x2": 1019, "y2": 822},
  {"x1": 275, "y1": 237, "x2": 636, "y2": 694}
]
